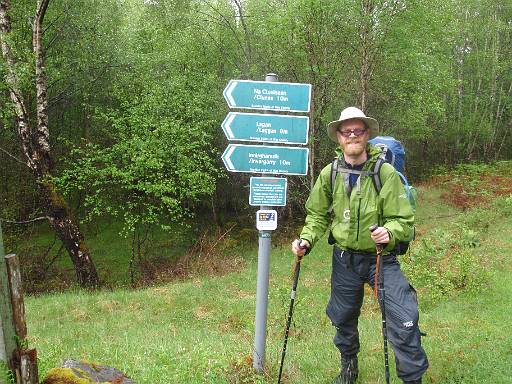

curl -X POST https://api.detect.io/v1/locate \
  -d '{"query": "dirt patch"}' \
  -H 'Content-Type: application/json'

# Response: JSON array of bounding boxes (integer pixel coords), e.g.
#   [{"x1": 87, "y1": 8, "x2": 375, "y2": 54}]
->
[
  {"x1": 125, "y1": 225, "x2": 248, "y2": 288},
  {"x1": 429, "y1": 174, "x2": 512, "y2": 209},
  {"x1": 138, "y1": 250, "x2": 246, "y2": 286}
]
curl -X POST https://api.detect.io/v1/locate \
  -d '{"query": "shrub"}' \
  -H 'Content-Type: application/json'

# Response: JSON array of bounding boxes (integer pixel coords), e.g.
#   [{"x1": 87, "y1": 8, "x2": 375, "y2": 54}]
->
[{"x1": 401, "y1": 205, "x2": 500, "y2": 309}]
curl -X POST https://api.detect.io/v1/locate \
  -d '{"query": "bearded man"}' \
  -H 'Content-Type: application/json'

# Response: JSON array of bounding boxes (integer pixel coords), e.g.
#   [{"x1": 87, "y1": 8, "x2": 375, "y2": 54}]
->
[{"x1": 291, "y1": 107, "x2": 428, "y2": 384}]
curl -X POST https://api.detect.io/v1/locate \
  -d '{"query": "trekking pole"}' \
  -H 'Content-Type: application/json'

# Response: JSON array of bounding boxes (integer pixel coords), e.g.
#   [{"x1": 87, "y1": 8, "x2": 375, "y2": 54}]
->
[
  {"x1": 277, "y1": 241, "x2": 306, "y2": 384},
  {"x1": 369, "y1": 224, "x2": 390, "y2": 384}
]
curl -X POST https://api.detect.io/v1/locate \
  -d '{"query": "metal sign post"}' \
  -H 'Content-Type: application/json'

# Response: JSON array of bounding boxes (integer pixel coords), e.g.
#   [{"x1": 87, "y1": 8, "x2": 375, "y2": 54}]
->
[
  {"x1": 221, "y1": 72, "x2": 311, "y2": 373},
  {"x1": 252, "y1": 73, "x2": 278, "y2": 373}
]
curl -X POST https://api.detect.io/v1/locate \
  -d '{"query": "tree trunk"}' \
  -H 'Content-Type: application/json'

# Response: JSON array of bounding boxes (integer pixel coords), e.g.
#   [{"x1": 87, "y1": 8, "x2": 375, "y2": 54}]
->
[
  {"x1": 40, "y1": 181, "x2": 98, "y2": 287},
  {"x1": 0, "y1": 0, "x2": 98, "y2": 287},
  {"x1": 358, "y1": 0, "x2": 374, "y2": 113}
]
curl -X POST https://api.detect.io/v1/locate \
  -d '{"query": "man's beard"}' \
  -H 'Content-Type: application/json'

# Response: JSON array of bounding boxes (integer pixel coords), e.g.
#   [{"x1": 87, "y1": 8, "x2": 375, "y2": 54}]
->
[{"x1": 342, "y1": 140, "x2": 366, "y2": 157}]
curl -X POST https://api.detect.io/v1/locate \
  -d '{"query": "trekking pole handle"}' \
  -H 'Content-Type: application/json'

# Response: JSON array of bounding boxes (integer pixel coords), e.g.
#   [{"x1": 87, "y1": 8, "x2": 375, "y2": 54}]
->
[
  {"x1": 369, "y1": 224, "x2": 384, "y2": 251},
  {"x1": 296, "y1": 239, "x2": 309, "y2": 250},
  {"x1": 294, "y1": 239, "x2": 309, "y2": 258}
]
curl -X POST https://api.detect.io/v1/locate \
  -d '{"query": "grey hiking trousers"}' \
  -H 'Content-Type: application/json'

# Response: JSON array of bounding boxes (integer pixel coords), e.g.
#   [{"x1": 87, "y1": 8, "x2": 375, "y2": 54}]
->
[{"x1": 326, "y1": 247, "x2": 429, "y2": 382}]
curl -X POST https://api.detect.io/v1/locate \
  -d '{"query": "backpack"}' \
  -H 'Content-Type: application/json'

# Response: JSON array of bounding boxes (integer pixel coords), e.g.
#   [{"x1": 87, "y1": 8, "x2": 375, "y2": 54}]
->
[{"x1": 329, "y1": 136, "x2": 416, "y2": 255}]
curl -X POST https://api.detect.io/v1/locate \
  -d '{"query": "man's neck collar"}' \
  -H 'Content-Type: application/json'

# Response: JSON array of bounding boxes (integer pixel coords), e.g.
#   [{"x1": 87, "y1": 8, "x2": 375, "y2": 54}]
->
[{"x1": 343, "y1": 152, "x2": 368, "y2": 167}]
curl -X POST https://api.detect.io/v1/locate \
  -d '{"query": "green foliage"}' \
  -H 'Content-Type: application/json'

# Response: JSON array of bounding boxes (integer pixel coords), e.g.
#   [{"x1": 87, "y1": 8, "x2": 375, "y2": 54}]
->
[
  {"x1": 53, "y1": 3, "x2": 223, "y2": 235},
  {"x1": 14, "y1": 334, "x2": 29, "y2": 350},
  {"x1": 0, "y1": 361, "x2": 14, "y2": 384},
  {"x1": 434, "y1": 161, "x2": 512, "y2": 203},
  {"x1": 400, "y1": 197, "x2": 511, "y2": 307},
  {"x1": 55, "y1": 100, "x2": 218, "y2": 235},
  {"x1": 497, "y1": 194, "x2": 512, "y2": 216},
  {"x1": 449, "y1": 161, "x2": 512, "y2": 178}
]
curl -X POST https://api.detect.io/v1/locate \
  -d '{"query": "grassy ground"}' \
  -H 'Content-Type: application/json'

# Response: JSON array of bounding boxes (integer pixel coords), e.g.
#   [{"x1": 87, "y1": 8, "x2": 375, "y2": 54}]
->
[
  {"x1": 24, "y1": 180, "x2": 512, "y2": 383},
  {"x1": 10, "y1": 219, "x2": 198, "y2": 291}
]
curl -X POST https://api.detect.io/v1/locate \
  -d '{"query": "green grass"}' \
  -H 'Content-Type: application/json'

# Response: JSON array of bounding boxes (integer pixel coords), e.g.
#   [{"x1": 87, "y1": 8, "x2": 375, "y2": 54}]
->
[
  {"x1": 25, "y1": 195, "x2": 512, "y2": 383},
  {"x1": 11, "y1": 219, "x2": 195, "y2": 290},
  {"x1": 414, "y1": 184, "x2": 461, "y2": 231},
  {"x1": 18, "y1": 166, "x2": 512, "y2": 383},
  {"x1": 420, "y1": 221, "x2": 512, "y2": 383}
]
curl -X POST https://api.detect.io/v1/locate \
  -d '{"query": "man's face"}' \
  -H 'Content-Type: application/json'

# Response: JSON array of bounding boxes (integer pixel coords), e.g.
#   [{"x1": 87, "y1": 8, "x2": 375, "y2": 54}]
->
[{"x1": 336, "y1": 118, "x2": 370, "y2": 157}]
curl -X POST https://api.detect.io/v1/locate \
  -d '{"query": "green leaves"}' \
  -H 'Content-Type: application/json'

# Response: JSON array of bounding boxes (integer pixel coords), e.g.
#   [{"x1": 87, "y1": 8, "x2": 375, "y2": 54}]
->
[{"x1": 56, "y1": 74, "x2": 219, "y2": 235}]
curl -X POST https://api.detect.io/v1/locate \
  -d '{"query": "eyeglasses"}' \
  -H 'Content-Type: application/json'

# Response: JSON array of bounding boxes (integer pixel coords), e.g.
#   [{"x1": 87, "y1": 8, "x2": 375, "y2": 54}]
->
[{"x1": 337, "y1": 128, "x2": 367, "y2": 137}]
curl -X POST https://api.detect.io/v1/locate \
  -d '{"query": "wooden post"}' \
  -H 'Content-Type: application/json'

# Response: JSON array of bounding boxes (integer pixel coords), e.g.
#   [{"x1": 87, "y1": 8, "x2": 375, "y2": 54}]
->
[
  {"x1": 0, "y1": 223, "x2": 17, "y2": 384},
  {"x1": 5, "y1": 255, "x2": 27, "y2": 342},
  {"x1": 0, "y1": 223, "x2": 38, "y2": 384},
  {"x1": 4, "y1": 254, "x2": 38, "y2": 384},
  {"x1": 19, "y1": 349, "x2": 38, "y2": 384}
]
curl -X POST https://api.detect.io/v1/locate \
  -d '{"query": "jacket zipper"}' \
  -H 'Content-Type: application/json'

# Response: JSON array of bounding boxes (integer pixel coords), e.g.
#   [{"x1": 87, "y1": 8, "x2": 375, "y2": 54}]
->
[
  {"x1": 356, "y1": 198, "x2": 361, "y2": 241},
  {"x1": 356, "y1": 177, "x2": 362, "y2": 241}
]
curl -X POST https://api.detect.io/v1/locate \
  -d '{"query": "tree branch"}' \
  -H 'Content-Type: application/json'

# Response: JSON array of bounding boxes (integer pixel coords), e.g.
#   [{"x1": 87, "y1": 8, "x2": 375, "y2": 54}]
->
[
  {"x1": 1, "y1": 216, "x2": 49, "y2": 225},
  {"x1": 0, "y1": 146, "x2": 30, "y2": 167},
  {"x1": 36, "y1": 0, "x2": 50, "y2": 25}
]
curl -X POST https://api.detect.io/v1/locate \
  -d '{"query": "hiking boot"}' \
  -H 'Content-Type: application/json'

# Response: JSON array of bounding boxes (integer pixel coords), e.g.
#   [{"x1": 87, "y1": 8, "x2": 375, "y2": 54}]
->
[
  {"x1": 333, "y1": 355, "x2": 358, "y2": 384},
  {"x1": 403, "y1": 379, "x2": 422, "y2": 384}
]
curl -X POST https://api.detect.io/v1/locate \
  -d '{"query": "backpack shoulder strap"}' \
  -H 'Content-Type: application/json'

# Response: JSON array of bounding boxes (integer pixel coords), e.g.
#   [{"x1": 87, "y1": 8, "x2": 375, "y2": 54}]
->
[
  {"x1": 372, "y1": 152, "x2": 400, "y2": 195},
  {"x1": 372, "y1": 149, "x2": 387, "y2": 193},
  {"x1": 327, "y1": 157, "x2": 339, "y2": 214},
  {"x1": 332, "y1": 156, "x2": 360, "y2": 197},
  {"x1": 330, "y1": 157, "x2": 338, "y2": 194},
  {"x1": 333, "y1": 156, "x2": 381, "y2": 196}
]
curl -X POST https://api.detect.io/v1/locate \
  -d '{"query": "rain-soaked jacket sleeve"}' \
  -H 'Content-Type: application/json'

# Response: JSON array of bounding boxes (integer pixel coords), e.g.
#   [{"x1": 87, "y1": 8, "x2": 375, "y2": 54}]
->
[{"x1": 299, "y1": 165, "x2": 332, "y2": 249}]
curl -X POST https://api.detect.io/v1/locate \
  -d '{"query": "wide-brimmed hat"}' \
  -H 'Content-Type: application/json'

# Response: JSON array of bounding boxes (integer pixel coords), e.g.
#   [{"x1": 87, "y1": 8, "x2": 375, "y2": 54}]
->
[{"x1": 327, "y1": 107, "x2": 379, "y2": 142}]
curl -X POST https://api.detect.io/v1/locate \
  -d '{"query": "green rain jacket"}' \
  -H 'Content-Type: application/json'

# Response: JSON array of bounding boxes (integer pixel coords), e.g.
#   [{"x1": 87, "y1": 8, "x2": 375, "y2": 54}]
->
[{"x1": 299, "y1": 144, "x2": 414, "y2": 254}]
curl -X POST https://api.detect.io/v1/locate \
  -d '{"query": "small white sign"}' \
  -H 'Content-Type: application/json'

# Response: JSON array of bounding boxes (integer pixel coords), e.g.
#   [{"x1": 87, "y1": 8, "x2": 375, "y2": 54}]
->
[{"x1": 256, "y1": 209, "x2": 278, "y2": 231}]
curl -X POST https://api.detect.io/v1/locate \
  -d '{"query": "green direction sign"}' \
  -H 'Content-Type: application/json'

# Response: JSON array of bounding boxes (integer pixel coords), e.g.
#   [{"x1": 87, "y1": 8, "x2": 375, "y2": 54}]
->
[
  {"x1": 223, "y1": 80, "x2": 312, "y2": 112},
  {"x1": 222, "y1": 112, "x2": 309, "y2": 144},
  {"x1": 249, "y1": 177, "x2": 287, "y2": 206},
  {"x1": 222, "y1": 144, "x2": 309, "y2": 175}
]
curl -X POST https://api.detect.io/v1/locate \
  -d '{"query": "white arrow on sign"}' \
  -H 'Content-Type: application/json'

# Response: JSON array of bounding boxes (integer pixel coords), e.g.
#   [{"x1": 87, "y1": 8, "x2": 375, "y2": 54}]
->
[
  {"x1": 223, "y1": 145, "x2": 236, "y2": 171},
  {"x1": 222, "y1": 113, "x2": 236, "y2": 139},
  {"x1": 224, "y1": 80, "x2": 238, "y2": 107}
]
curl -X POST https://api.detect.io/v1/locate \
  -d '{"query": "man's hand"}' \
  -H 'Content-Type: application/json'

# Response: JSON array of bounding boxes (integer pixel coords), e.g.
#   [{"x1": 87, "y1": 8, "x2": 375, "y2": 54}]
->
[
  {"x1": 291, "y1": 239, "x2": 310, "y2": 257},
  {"x1": 370, "y1": 226, "x2": 390, "y2": 245}
]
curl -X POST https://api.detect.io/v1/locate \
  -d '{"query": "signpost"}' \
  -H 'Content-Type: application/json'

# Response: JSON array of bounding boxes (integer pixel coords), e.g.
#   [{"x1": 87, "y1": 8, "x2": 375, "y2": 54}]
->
[
  {"x1": 221, "y1": 73, "x2": 311, "y2": 374},
  {"x1": 221, "y1": 144, "x2": 309, "y2": 175},
  {"x1": 222, "y1": 112, "x2": 309, "y2": 144},
  {"x1": 223, "y1": 80, "x2": 312, "y2": 112}
]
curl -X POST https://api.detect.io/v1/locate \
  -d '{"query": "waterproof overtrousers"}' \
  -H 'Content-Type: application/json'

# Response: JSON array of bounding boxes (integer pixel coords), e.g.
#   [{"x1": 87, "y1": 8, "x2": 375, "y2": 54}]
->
[{"x1": 326, "y1": 247, "x2": 429, "y2": 382}]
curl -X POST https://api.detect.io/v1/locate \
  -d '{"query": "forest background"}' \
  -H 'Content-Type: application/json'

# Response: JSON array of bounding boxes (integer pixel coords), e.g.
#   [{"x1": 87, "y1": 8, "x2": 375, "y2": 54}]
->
[{"x1": 0, "y1": 0, "x2": 510, "y2": 290}]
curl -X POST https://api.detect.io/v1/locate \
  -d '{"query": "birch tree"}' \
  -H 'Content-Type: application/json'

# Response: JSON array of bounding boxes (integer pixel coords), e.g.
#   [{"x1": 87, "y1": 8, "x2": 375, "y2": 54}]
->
[{"x1": 0, "y1": 0, "x2": 98, "y2": 287}]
